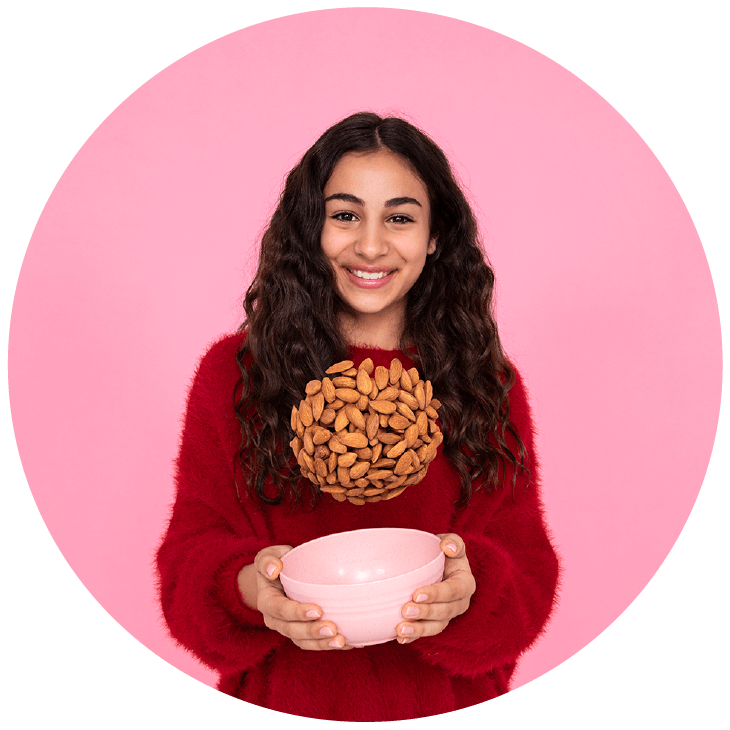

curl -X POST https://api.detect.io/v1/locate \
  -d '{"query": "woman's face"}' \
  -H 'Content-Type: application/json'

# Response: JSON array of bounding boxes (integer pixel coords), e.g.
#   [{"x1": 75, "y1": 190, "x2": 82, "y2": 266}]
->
[{"x1": 321, "y1": 150, "x2": 436, "y2": 333}]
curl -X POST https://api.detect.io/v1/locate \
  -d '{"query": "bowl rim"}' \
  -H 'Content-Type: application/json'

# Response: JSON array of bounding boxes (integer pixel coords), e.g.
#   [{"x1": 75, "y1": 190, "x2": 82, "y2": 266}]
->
[{"x1": 279, "y1": 527, "x2": 445, "y2": 589}]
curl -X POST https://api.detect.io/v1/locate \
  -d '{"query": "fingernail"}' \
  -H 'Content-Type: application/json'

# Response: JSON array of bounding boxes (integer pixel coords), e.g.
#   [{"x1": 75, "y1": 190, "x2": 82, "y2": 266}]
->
[
  {"x1": 306, "y1": 609, "x2": 321, "y2": 619},
  {"x1": 400, "y1": 625, "x2": 414, "y2": 635},
  {"x1": 265, "y1": 563, "x2": 277, "y2": 578},
  {"x1": 415, "y1": 594, "x2": 428, "y2": 603},
  {"x1": 398, "y1": 637, "x2": 410, "y2": 644},
  {"x1": 404, "y1": 606, "x2": 419, "y2": 617},
  {"x1": 446, "y1": 542, "x2": 458, "y2": 554},
  {"x1": 328, "y1": 639, "x2": 342, "y2": 648},
  {"x1": 320, "y1": 626, "x2": 334, "y2": 637}
]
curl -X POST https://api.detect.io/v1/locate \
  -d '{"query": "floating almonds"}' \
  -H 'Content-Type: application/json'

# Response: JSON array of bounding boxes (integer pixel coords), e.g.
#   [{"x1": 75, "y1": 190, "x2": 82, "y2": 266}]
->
[{"x1": 291, "y1": 358, "x2": 442, "y2": 504}]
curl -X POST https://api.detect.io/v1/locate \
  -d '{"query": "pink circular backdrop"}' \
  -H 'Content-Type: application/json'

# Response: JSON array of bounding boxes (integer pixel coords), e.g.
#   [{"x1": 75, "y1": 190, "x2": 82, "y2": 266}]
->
[{"x1": 8, "y1": 9, "x2": 721, "y2": 697}]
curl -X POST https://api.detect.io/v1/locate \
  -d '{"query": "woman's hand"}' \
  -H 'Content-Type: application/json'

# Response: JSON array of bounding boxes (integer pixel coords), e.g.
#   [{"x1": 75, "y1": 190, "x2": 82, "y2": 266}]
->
[
  {"x1": 238, "y1": 545, "x2": 349, "y2": 651},
  {"x1": 396, "y1": 533, "x2": 476, "y2": 644}
]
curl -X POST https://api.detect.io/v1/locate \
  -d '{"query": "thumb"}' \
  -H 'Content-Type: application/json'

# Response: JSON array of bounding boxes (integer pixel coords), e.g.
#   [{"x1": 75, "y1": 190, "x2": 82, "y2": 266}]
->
[{"x1": 255, "y1": 544, "x2": 293, "y2": 581}]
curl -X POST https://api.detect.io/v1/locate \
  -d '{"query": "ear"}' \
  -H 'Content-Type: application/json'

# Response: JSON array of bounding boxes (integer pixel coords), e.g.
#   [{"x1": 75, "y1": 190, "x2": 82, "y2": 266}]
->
[{"x1": 427, "y1": 236, "x2": 437, "y2": 255}]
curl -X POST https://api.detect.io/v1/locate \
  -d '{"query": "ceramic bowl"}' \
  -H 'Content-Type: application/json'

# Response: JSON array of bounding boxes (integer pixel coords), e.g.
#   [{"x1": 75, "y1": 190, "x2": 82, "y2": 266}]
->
[{"x1": 279, "y1": 527, "x2": 445, "y2": 647}]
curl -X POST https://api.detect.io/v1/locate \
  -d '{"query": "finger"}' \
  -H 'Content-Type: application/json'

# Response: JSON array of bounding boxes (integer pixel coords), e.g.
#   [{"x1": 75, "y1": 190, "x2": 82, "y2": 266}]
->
[
  {"x1": 396, "y1": 619, "x2": 449, "y2": 642},
  {"x1": 288, "y1": 633, "x2": 349, "y2": 651},
  {"x1": 411, "y1": 569, "x2": 476, "y2": 605},
  {"x1": 254, "y1": 545, "x2": 293, "y2": 580},
  {"x1": 401, "y1": 597, "x2": 470, "y2": 623},
  {"x1": 257, "y1": 581, "x2": 324, "y2": 623},
  {"x1": 437, "y1": 533, "x2": 466, "y2": 559}
]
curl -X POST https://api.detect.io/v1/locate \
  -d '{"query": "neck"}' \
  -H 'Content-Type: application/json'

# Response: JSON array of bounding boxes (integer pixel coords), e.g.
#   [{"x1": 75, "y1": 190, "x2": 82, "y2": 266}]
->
[{"x1": 339, "y1": 310, "x2": 404, "y2": 351}]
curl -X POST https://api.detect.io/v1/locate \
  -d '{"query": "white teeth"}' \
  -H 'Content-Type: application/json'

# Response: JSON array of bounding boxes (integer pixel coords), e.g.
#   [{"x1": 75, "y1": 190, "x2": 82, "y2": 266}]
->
[{"x1": 349, "y1": 269, "x2": 391, "y2": 280}]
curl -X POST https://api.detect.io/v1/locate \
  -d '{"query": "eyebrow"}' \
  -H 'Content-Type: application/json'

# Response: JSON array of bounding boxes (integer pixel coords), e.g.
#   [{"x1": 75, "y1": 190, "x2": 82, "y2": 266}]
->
[{"x1": 324, "y1": 193, "x2": 422, "y2": 208}]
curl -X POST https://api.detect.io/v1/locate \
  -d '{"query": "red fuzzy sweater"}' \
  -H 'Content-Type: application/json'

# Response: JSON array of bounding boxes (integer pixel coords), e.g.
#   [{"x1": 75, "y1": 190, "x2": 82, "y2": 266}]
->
[{"x1": 156, "y1": 333, "x2": 559, "y2": 722}]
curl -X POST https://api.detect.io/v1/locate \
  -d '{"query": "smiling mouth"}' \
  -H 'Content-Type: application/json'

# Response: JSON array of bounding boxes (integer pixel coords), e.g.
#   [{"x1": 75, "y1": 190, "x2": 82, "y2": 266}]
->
[{"x1": 346, "y1": 268, "x2": 395, "y2": 280}]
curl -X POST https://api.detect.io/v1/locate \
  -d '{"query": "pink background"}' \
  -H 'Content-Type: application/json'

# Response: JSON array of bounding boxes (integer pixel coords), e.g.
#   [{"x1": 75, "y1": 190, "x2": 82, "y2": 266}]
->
[{"x1": 8, "y1": 9, "x2": 721, "y2": 695}]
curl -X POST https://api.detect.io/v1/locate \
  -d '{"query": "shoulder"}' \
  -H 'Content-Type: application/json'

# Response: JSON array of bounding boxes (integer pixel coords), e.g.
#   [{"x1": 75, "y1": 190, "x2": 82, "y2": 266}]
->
[
  {"x1": 505, "y1": 361, "x2": 538, "y2": 456},
  {"x1": 186, "y1": 331, "x2": 248, "y2": 407}
]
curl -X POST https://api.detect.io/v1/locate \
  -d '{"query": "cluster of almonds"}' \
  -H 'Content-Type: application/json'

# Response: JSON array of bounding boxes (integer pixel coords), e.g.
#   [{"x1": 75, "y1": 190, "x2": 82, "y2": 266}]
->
[{"x1": 290, "y1": 357, "x2": 443, "y2": 505}]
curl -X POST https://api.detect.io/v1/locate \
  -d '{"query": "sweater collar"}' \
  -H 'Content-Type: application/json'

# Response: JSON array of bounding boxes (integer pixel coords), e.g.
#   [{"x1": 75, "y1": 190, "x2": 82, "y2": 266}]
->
[{"x1": 347, "y1": 343, "x2": 418, "y2": 371}]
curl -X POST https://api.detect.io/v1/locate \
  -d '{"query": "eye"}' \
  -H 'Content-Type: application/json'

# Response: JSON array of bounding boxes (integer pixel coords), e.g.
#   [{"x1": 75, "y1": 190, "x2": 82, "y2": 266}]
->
[
  {"x1": 388, "y1": 214, "x2": 414, "y2": 225},
  {"x1": 331, "y1": 211, "x2": 359, "y2": 222}
]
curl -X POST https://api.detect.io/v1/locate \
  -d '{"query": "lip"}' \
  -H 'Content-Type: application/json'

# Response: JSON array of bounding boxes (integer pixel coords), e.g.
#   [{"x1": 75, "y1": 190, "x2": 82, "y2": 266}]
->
[{"x1": 343, "y1": 266, "x2": 396, "y2": 289}]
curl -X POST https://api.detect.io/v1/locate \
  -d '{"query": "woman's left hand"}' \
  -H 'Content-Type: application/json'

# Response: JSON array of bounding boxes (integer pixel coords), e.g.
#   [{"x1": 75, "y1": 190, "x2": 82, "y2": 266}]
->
[{"x1": 396, "y1": 533, "x2": 476, "y2": 644}]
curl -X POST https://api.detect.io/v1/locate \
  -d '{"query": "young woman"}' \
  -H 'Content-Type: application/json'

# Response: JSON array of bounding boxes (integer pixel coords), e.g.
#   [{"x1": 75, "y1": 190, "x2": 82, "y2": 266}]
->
[{"x1": 156, "y1": 112, "x2": 559, "y2": 722}]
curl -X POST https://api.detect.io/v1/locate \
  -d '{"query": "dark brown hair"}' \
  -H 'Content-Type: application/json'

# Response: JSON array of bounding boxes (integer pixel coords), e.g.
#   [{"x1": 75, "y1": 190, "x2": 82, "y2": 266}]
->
[{"x1": 234, "y1": 112, "x2": 527, "y2": 507}]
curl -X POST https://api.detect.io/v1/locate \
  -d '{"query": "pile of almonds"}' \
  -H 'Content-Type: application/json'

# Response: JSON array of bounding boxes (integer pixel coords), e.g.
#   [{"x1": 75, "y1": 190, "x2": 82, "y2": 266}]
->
[{"x1": 290, "y1": 357, "x2": 443, "y2": 505}]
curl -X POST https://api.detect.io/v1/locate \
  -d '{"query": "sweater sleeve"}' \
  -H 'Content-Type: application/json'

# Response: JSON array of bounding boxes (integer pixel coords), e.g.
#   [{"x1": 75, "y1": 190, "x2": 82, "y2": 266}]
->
[
  {"x1": 155, "y1": 339, "x2": 286, "y2": 673},
  {"x1": 407, "y1": 367, "x2": 560, "y2": 677}
]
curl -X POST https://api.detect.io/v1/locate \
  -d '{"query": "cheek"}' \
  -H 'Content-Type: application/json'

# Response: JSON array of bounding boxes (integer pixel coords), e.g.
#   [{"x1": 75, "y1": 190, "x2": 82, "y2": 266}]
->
[{"x1": 320, "y1": 226, "x2": 347, "y2": 260}]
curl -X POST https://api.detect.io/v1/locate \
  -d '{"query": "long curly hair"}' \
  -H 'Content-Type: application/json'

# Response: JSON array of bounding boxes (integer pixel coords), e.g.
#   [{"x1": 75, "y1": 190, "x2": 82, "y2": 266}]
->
[{"x1": 234, "y1": 112, "x2": 528, "y2": 508}]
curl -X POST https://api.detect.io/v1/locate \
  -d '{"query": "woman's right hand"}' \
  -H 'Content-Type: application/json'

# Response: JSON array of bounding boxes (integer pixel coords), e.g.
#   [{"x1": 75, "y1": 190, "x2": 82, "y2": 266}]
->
[{"x1": 241, "y1": 545, "x2": 349, "y2": 651}]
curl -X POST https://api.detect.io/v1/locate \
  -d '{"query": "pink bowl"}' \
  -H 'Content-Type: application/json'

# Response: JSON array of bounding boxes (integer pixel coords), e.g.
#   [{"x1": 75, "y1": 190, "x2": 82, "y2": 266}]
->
[{"x1": 279, "y1": 527, "x2": 445, "y2": 647}]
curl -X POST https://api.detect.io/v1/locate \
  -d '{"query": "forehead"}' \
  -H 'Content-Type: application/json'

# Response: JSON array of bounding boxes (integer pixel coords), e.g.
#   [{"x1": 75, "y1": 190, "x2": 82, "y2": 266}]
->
[{"x1": 324, "y1": 150, "x2": 428, "y2": 202}]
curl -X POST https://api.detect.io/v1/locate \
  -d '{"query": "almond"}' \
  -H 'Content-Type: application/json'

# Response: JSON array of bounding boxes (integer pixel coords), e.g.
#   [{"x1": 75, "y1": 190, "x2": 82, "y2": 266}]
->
[
  {"x1": 314, "y1": 458, "x2": 328, "y2": 478},
  {"x1": 356, "y1": 368, "x2": 372, "y2": 395},
  {"x1": 337, "y1": 466, "x2": 351, "y2": 485},
  {"x1": 321, "y1": 377, "x2": 336, "y2": 402},
  {"x1": 335, "y1": 388, "x2": 361, "y2": 404},
  {"x1": 414, "y1": 381, "x2": 426, "y2": 410},
  {"x1": 394, "y1": 451, "x2": 413, "y2": 476},
  {"x1": 305, "y1": 380, "x2": 322, "y2": 395},
  {"x1": 408, "y1": 367, "x2": 420, "y2": 384},
  {"x1": 370, "y1": 399, "x2": 397, "y2": 414},
  {"x1": 290, "y1": 406, "x2": 299, "y2": 432},
  {"x1": 302, "y1": 430, "x2": 314, "y2": 455},
  {"x1": 299, "y1": 400, "x2": 313, "y2": 427},
  {"x1": 374, "y1": 366, "x2": 389, "y2": 390},
  {"x1": 367, "y1": 469, "x2": 394, "y2": 480},
  {"x1": 386, "y1": 439, "x2": 408, "y2": 459},
  {"x1": 334, "y1": 409, "x2": 349, "y2": 433},
  {"x1": 328, "y1": 435, "x2": 347, "y2": 454},
  {"x1": 366, "y1": 413, "x2": 380, "y2": 441},
  {"x1": 339, "y1": 432, "x2": 369, "y2": 449},
  {"x1": 337, "y1": 452, "x2": 357, "y2": 468},
  {"x1": 400, "y1": 369, "x2": 413, "y2": 392},
  {"x1": 378, "y1": 386, "x2": 401, "y2": 402},
  {"x1": 311, "y1": 426, "x2": 331, "y2": 445},
  {"x1": 320, "y1": 409, "x2": 336, "y2": 426},
  {"x1": 326, "y1": 360, "x2": 354, "y2": 374},
  {"x1": 398, "y1": 391, "x2": 419, "y2": 410},
  {"x1": 359, "y1": 358, "x2": 374, "y2": 375},
  {"x1": 320, "y1": 485, "x2": 347, "y2": 494},
  {"x1": 389, "y1": 358, "x2": 403, "y2": 385},
  {"x1": 388, "y1": 414, "x2": 411, "y2": 431},
  {"x1": 332, "y1": 376, "x2": 356, "y2": 388},
  {"x1": 349, "y1": 461, "x2": 370, "y2": 480},
  {"x1": 404, "y1": 424, "x2": 419, "y2": 448},
  {"x1": 395, "y1": 402, "x2": 417, "y2": 422},
  {"x1": 328, "y1": 451, "x2": 338, "y2": 473},
  {"x1": 311, "y1": 392, "x2": 325, "y2": 421},
  {"x1": 345, "y1": 405, "x2": 366, "y2": 430},
  {"x1": 347, "y1": 496, "x2": 365, "y2": 505}
]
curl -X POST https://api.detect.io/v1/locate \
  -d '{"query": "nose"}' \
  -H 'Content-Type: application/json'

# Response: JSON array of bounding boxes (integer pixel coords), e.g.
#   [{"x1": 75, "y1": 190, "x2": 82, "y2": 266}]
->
[{"x1": 353, "y1": 219, "x2": 388, "y2": 260}]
